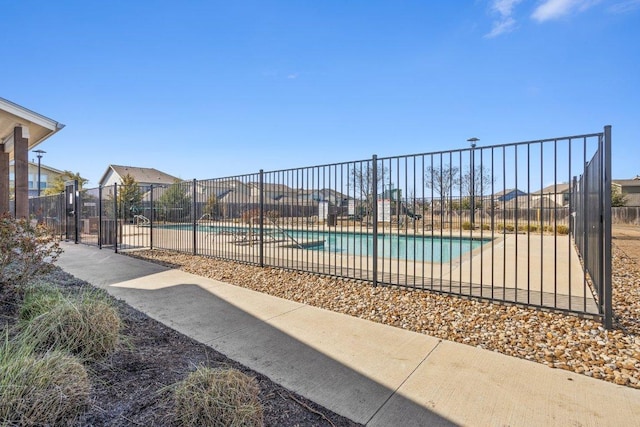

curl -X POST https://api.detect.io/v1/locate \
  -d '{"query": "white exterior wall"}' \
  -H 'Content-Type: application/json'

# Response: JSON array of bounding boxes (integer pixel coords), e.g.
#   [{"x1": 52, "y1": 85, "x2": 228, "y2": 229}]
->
[{"x1": 100, "y1": 169, "x2": 120, "y2": 188}]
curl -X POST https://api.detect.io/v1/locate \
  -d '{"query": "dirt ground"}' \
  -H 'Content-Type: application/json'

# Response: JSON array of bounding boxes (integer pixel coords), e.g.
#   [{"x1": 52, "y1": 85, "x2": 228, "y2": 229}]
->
[
  {"x1": 613, "y1": 224, "x2": 640, "y2": 262},
  {"x1": 0, "y1": 269, "x2": 360, "y2": 427}
]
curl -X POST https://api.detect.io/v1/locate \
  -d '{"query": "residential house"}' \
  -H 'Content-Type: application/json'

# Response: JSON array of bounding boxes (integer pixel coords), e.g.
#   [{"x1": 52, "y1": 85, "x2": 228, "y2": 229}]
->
[
  {"x1": 533, "y1": 183, "x2": 571, "y2": 207},
  {"x1": 99, "y1": 165, "x2": 179, "y2": 191},
  {"x1": 493, "y1": 188, "x2": 527, "y2": 203},
  {"x1": 1, "y1": 97, "x2": 64, "y2": 217},
  {"x1": 613, "y1": 176, "x2": 640, "y2": 206},
  {"x1": 9, "y1": 161, "x2": 65, "y2": 197}
]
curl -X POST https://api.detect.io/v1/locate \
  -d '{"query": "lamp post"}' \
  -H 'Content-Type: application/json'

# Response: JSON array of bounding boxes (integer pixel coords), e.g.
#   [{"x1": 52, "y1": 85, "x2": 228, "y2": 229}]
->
[
  {"x1": 33, "y1": 149, "x2": 46, "y2": 197},
  {"x1": 467, "y1": 138, "x2": 479, "y2": 228}
]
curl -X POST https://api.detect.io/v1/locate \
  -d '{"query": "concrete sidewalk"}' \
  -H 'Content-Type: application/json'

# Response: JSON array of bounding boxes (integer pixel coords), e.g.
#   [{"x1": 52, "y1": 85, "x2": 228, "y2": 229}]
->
[{"x1": 55, "y1": 243, "x2": 640, "y2": 426}]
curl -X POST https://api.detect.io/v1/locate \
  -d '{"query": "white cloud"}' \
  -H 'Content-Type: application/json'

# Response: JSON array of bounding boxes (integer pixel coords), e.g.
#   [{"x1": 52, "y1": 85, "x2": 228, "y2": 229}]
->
[
  {"x1": 287, "y1": 73, "x2": 299, "y2": 79},
  {"x1": 485, "y1": 0, "x2": 523, "y2": 38},
  {"x1": 531, "y1": 0, "x2": 601, "y2": 22},
  {"x1": 485, "y1": 17, "x2": 518, "y2": 37},
  {"x1": 609, "y1": 0, "x2": 640, "y2": 13},
  {"x1": 492, "y1": 0, "x2": 524, "y2": 15}
]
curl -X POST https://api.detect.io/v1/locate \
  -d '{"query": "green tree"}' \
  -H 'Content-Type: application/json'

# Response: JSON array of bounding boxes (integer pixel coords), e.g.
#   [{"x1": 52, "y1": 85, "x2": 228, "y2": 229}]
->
[
  {"x1": 611, "y1": 186, "x2": 627, "y2": 207},
  {"x1": 43, "y1": 171, "x2": 88, "y2": 195},
  {"x1": 156, "y1": 181, "x2": 191, "y2": 222},
  {"x1": 117, "y1": 174, "x2": 143, "y2": 220}
]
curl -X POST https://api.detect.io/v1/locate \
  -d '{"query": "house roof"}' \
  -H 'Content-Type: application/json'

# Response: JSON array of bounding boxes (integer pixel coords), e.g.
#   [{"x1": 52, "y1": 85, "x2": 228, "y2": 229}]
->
[
  {"x1": 9, "y1": 161, "x2": 66, "y2": 176},
  {"x1": 247, "y1": 182, "x2": 292, "y2": 192},
  {"x1": 502, "y1": 195, "x2": 563, "y2": 209},
  {"x1": 0, "y1": 97, "x2": 65, "y2": 161},
  {"x1": 100, "y1": 165, "x2": 179, "y2": 186},
  {"x1": 493, "y1": 188, "x2": 527, "y2": 197},
  {"x1": 533, "y1": 183, "x2": 571, "y2": 195},
  {"x1": 613, "y1": 179, "x2": 640, "y2": 188}
]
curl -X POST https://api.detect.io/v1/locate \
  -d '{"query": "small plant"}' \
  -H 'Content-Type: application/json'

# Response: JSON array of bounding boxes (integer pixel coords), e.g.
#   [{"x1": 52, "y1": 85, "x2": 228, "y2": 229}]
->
[
  {"x1": 481, "y1": 224, "x2": 491, "y2": 231},
  {"x1": 174, "y1": 366, "x2": 263, "y2": 427},
  {"x1": 556, "y1": 225, "x2": 570, "y2": 235},
  {"x1": 0, "y1": 213, "x2": 62, "y2": 290},
  {"x1": 19, "y1": 288, "x2": 121, "y2": 360},
  {"x1": 519, "y1": 224, "x2": 538, "y2": 233},
  {"x1": 0, "y1": 339, "x2": 90, "y2": 426},
  {"x1": 505, "y1": 224, "x2": 515, "y2": 232},
  {"x1": 19, "y1": 284, "x2": 65, "y2": 321},
  {"x1": 461, "y1": 221, "x2": 472, "y2": 230}
]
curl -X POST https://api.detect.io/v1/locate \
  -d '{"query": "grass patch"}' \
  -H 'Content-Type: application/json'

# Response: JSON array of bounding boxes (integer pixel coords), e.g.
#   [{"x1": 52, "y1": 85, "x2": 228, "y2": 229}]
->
[
  {"x1": 18, "y1": 286, "x2": 121, "y2": 361},
  {"x1": 0, "y1": 339, "x2": 90, "y2": 426},
  {"x1": 19, "y1": 284, "x2": 66, "y2": 321},
  {"x1": 174, "y1": 366, "x2": 263, "y2": 427}
]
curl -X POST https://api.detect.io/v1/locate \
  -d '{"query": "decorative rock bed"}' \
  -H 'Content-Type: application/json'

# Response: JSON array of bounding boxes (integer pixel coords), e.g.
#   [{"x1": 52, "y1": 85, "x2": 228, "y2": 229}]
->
[{"x1": 127, "y1": 244, "x2": 640, "y2": 389}]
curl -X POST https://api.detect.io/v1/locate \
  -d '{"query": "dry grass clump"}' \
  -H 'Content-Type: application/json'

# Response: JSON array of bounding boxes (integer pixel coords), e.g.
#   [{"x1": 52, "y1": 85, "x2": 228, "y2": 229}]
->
[
  {"x1": 19, "y1": 286, "x2": 121, "y2": 361},
  {"x1": 19, "y1": 284, "x2": 66, "y2": 321},
  {"x1": 0, "y1": 340, "x2": 90, "y2": 426},
  {"x1": 174, "y1": 366, "x2": 264, "y2": 427}
]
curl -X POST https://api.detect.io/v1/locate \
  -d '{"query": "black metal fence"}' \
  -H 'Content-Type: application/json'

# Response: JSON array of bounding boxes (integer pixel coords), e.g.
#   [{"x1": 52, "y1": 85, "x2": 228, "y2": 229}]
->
[
  {"x1": 30, "y1": 127, "x2": 613, "y2": 326},
  {"x1": 571, "y1": 126, "x2": 612, "y2": 328}
]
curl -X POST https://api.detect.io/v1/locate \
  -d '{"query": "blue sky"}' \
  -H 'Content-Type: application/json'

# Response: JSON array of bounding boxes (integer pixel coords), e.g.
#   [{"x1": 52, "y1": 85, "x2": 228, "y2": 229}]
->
[{"x1": 2, "y1": 0, "x2": 639, "y2": 187}]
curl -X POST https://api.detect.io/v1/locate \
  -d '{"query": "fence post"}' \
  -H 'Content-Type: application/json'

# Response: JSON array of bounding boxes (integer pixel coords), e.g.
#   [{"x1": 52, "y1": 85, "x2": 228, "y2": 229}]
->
[
  {"x1": 114, "y1": 183, "x2": 118, "y2": 253},
  {"x1": 259, "y1": 169, "x2": 264, "y2": 267},
  {"x1": 193, "y1": 179, "x2": 197, "y2": 256},
  {"x1": 372, "y1": 155, "x2": 378, "y2": 287},
  {"x1": 98, "y1": 186, "x2": 103, "y2": 249},
  {"x1": 150, "y1": 184, "x2": 153, "y2": 250},
  {"x1": 603, "y1": 125, "x2": 613, "y2": 329}
]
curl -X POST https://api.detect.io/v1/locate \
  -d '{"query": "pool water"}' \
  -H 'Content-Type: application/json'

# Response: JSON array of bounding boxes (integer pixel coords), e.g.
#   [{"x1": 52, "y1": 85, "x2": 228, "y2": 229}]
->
[
  {"x1": 161, "y1": 225, "x2": 488, "y2": 263},
  {"x1": 285, "y1": 229, "x2": 486, "y2": 263}
]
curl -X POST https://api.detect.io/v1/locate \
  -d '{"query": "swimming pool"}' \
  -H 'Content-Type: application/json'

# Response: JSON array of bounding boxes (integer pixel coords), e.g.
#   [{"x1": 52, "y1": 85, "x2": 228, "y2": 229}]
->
[
  {"x1": 158, "y1": 224, "x2": 489, "y2": 263},
  {"x1": 284, "y1": 229, "x2": 487, "y2": 263}
]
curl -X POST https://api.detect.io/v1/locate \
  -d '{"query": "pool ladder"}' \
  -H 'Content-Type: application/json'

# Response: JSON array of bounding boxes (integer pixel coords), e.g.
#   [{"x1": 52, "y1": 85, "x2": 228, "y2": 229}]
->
[
  {"x1": 266, "y1": 217, "x2": 304, "y2": 249},
  {"x1": 133, "y1": 215, "x2": 150, "y2": 227}
]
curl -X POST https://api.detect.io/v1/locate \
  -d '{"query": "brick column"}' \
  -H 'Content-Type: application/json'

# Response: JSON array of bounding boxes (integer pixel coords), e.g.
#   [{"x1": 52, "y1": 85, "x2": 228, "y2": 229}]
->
[
  {"x1": 0, "y1": 143, "x2": 8, "y2": 214},
  {"x1": 14, "y1": 126, "x2": 29, "y2": 218}
]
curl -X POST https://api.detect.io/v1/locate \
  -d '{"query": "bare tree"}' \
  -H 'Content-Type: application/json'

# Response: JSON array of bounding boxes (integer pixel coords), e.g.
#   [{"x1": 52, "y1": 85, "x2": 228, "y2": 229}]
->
[
  {"x1": 459, "y1": 165, "x2": 494, "y2": 199},
  {"x1": 425, "y1": 165, "x2": 460, "y2": 207},
  {"x1": 349, "y1": 162, "x2": 388, "y2": 215},
  {"x1": 425, "y1": 165, "x2": 460, "y2": 197}
]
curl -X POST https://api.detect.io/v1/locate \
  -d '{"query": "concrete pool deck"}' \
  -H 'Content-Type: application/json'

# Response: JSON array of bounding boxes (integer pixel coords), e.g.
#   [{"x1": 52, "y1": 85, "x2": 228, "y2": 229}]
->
[
  {"x1": 114, "y1": 223, "x2": 598, "y2": 314},
  {"x1": 55, "y1": 242, "x2": 639, "y2": 426}
]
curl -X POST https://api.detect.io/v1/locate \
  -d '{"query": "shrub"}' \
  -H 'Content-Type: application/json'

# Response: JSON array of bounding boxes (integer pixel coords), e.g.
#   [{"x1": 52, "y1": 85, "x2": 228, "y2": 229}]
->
[
  {"x1": 556, "y1": 225, "x2": 570, "y2": 235},
  {"x1": 461, "y1": 221, "x2": 472, "y2": 230},
  {"x1": 519, "y1": 224, "x2": 538, "y2": 233},
  {"x1": 174, "y1": 367, "x2": 263, "y2": 427},
  {"x1": 19, "y1": 284, "x2": 69, "y2": 321},
  {"x1": 19, "y1": 288, "x2": 121, "y2": 361},
  {"x1": 0, "y1": 340, "x2": 89, "y2": 426},
  {"x1": 505, "y1": 224, "x2": 515, "y2": 232},
  {"x1": 0, "y1": 214, "x2": 62, "y2": 290},
  {"x1": 481, "y1": 224, "x2": 491, "y2": 231}
]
